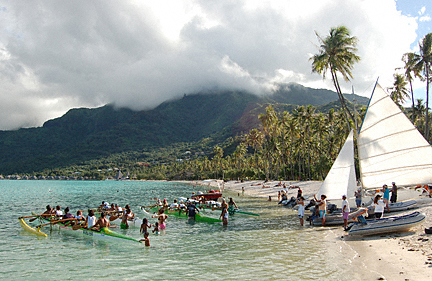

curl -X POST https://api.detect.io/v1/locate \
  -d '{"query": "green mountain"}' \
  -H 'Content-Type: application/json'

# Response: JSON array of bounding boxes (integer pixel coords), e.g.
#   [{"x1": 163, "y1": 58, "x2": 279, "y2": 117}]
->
[{"x1": 0, "y1": 83, "x2": 369, "y2": 174}]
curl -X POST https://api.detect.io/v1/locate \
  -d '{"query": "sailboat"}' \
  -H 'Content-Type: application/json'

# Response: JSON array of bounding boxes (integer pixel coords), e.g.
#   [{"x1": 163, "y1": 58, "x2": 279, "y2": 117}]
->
[
  {"x1": 314, "y1": 83, "x2": 428, "y2": 229},
  {"x1": 312, "y1": 130, "x2": 367, "y2": 225},
  {"x1": 316, "y1": 130, "x2": 356, "y2": 200},
  {"x1": 348, "y1": 83, "x2": 428, "y2": 235},
  {"x1": 358, "y1": 84, "x2": 432, "y2": 188}
]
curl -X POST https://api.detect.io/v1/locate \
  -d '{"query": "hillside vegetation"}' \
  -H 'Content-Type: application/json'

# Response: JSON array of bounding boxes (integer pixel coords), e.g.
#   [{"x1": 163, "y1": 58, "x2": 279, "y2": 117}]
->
[{"x1": 0, "y1": 83, "x2": 368, "y2": 176}]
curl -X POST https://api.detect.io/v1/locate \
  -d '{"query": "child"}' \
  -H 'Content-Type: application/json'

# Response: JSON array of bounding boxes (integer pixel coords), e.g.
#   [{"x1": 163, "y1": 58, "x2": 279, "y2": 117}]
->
[
  {"x1": 140, "y1": 218, "x2": 152, "y2": 234},
  {"x1": 140, "y1": 232, "x2": 150, "y2": 247},
  {"x1": 152, "y1": 222, "x2": 159, "y2": 234}
]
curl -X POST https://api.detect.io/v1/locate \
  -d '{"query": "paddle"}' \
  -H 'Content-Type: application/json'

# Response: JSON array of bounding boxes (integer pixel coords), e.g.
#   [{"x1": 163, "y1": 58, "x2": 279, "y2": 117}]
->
[
  {"x1": 19, "y1": 215, "x2": 40, "y2": 219},
  {"x1": 29, "y1": 217, "x2": 40, "y2": 222},
  {"x1": 72, "y1": 224, "x2": 86, "y2": 230},
  {"x1": 38, "y1": 218, "x2": 76, "y2": 228},
  {"x1": 109, "y1": 215, "x2": 119, "y2": 221}
]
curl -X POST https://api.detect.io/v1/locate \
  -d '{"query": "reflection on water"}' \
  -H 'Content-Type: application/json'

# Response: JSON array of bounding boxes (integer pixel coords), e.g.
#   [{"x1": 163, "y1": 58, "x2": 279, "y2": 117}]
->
[{"x1": 1, "y1": 180, "x2": 356, "y2": 280}]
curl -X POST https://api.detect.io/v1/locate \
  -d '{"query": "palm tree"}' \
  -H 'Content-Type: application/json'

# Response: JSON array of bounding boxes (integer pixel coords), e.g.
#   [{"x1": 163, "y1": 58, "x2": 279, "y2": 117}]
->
[
  {"x1": 246, "y1": 128, "x2": 264, "y2": 172},
  {"x1": 402, "y1": 52, "x2": 419, "y2": 122},
  {"x1": 311, "y1": 26, "x2": 360, "y2": 129},
  {"x1": 413, "y1": 33, "x2": 432, "y2": 139},
  {"x1": 212, "y1": 145, "x2": 224, "y2": 179},
  {"x1": 389, "y1": 73, "x2": 410, "y2": 106}
]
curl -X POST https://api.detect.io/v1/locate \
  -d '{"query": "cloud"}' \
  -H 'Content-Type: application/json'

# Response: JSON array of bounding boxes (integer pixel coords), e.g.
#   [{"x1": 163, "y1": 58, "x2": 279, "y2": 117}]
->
[{"x1": 0, "y1": 0, "x2": 422, "y2": 130}]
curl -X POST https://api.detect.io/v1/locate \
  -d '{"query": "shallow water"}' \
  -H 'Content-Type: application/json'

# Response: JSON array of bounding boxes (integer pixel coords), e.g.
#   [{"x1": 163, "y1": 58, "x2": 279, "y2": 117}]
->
[{"x1": 0, "y1": 180, "x2": 359, "y2": 280}]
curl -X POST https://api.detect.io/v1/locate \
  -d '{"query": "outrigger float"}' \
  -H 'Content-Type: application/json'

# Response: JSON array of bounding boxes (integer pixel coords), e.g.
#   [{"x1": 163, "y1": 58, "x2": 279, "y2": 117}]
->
[{"x1": 18, "y1": 214, "x2": 141, "y2": 244}]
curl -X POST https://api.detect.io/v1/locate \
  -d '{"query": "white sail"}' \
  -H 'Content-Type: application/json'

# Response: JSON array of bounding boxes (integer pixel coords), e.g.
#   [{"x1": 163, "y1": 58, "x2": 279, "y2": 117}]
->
[
  {"x1": 358, "y1": 83, "x2": 432, "y2": 189},
  {"x1": 317, "y1": 130, "x2": 356, "y2": 200}
]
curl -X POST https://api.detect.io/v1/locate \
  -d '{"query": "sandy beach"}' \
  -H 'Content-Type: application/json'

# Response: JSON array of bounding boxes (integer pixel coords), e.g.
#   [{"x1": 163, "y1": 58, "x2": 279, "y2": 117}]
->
[{"x1": 197, "y1": 179, "x2": 432, "y2": 281}]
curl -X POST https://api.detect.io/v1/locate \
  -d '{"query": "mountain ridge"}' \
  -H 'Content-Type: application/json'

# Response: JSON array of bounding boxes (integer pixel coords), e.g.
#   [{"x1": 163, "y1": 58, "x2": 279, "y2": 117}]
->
[{"x1": 0, "y1": 83, "x2": 369, "y2": 174}]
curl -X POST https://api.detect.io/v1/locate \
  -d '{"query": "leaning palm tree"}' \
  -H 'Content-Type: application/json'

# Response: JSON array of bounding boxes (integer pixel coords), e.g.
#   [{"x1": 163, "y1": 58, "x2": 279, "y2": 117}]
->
[
  {"x1": 310, "y1": 26, "x2": 360, "y2": 129},
  {"x1": 413, "y1": 33, "x2": 432, "y2": 140},
  {"x1": 389, "y1": 73, "x2": 410, "y2": 107},
  {"x1": 401, "y1": 52, "x2": 419, "y2": 122}
]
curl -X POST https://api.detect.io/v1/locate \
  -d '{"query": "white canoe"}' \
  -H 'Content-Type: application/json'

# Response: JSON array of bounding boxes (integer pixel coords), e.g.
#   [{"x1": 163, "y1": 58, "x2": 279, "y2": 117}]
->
[
  {"x1": 386, "y1": 200, "x2": 417, "y2": 212},
  {"x1": 349, "y1": 211, "x2": 425, "y2": 236},
  {"x1": 414, "y1": 197, "x2": 432, "y2": 206},
  {"x1": 312, "y1": 208, "x2": 367, "y2": 226}
]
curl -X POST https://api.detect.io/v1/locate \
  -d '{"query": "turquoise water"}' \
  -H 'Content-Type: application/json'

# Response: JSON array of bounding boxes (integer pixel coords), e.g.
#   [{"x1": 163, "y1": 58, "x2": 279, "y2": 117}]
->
[{"x1": 0, "y1": 180, "x2": 358, "y2": 280}]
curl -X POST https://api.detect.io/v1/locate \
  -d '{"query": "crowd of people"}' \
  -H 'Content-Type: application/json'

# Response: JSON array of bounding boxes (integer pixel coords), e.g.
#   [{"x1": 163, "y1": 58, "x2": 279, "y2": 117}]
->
[
  {"x1": 147, "y1": 195, "x2": 238, "y2": 227},
  {"x1": 275, "y1": 181, "x2": 400, "y2": 229}
]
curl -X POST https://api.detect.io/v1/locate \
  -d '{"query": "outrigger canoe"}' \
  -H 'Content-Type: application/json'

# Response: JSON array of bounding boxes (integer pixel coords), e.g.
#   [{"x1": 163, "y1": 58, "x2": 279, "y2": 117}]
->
[
  {"x1": 29, "y1": 214, "x2": 141, "y2": 243},
  {"x1": 199, "y1": 205, "x2": 260, "y2": 217},
  {"x1": 142, "y1": 206, "x2": 222, "y2": 223}
]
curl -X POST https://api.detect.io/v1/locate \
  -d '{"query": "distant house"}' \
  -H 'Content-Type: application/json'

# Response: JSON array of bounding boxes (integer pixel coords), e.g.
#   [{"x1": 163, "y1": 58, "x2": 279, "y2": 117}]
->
[{"x1": 115, "y1": 170, "x2": 123, "y2": 180}]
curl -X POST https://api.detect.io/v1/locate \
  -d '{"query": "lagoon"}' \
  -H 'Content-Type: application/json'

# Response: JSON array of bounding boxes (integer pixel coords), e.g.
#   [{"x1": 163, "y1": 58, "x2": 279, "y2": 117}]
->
[{"x1": 1, "y1": 180, "x2": 360, "y2": 280}]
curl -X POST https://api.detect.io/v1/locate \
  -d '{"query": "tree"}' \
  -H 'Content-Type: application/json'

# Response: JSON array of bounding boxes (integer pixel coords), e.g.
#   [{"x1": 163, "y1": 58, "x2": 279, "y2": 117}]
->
[
  {"x1": 311, "y1": 26, "x2": 360, "y2": 129},
  {"x1": 413, "y1": 33, "x2": 432, "y2": 139},
  {"x1": 212, "y1": 145, "x2": 224, "y2": 179},
  {"x1": 389, "y1": 73, "x2": 410, "y2": 106},
  {"x1": 402, "y1": 52, "x2": 419, "y2": 122}
]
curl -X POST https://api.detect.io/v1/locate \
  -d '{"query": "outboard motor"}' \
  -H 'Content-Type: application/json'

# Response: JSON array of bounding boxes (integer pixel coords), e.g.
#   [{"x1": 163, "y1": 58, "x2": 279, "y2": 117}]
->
[
  {"x1": 305, "y1": 200, "x2": 316, "y2": 210},
  {"x1": 327, "y1": 203, "x2": 337, "y2": 213}
]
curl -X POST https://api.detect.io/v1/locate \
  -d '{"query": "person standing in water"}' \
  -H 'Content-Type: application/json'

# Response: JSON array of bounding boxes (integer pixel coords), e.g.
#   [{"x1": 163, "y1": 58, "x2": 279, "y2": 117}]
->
[
  {"x1": 297, "y1": 196, "x2": 305, "y2": 226},
  {"x1": 152, "y1": 208, "x2": 168, "y2": 230},
  {"x1": 140, "y1": 218, "x2": 152, "y2": 234},
  {"x1": 227, "y1": 197, "x2": 238, "y2": 215},
  {"x1": 186, "y1": 201, "x2": 199, "y2": 220},
  {"x1": 140, "y1": 232, "x2": 150, "y2": 247},
  {"x1": 341, "y1": 195, "x2": 350, "y2": 230},
  {"x1": 220, "y1": 204, "x2": 229, "y2": 226}
]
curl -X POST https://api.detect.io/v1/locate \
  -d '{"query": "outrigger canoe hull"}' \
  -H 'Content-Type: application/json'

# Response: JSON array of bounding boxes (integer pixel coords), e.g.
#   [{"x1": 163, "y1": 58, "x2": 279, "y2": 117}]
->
[
  {"x1": 18, "y1": 218, "x2": 47, "y2": 237},
  {"x1": 146, "y1": 207, "x2": 222, "y2": 223},
  {"x1": 35, "y1": 213, "x2": 141, "y2": 243}
]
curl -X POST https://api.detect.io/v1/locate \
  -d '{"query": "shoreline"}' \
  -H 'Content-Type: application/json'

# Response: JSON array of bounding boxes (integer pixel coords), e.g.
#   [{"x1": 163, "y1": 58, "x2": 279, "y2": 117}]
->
[{"x1": 194, "y1": 179, "x2": 432, "y2": 280}]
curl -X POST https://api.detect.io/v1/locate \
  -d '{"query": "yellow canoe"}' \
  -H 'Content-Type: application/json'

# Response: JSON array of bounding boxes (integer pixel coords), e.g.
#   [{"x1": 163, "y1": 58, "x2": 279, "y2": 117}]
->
[{"x1": 18, "y1": 218, "x2": 47, "y2": 237}]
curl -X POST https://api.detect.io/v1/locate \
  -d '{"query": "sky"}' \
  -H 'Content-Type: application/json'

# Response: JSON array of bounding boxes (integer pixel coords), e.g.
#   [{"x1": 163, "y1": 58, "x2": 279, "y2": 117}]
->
[{"x1": 0, "y1": 0, "x2": 431, "y2": 130}]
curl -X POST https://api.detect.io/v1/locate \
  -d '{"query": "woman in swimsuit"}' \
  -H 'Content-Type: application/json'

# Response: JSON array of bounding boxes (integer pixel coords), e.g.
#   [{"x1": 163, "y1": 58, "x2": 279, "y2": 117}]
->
[
  {"x1": 152, "y1": 208, "x2": 168, "y2": 230},
  {"x1": 227, "y1": 198, "x2": 238, "y2": 215},
  {"x1": 220, "y1": 205, "x2": 229, "y2": 226}
]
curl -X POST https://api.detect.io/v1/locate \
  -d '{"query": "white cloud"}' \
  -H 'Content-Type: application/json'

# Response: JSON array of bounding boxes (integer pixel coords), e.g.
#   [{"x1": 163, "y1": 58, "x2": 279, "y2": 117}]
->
[
  {"x1": 0, "y1": 0, "x2": 423, "y2": 130},
  {"x1": 419, "y1": 6, "x2": 426, "y2": 15},
  {"x1": 419, "y1": 16, "x2": 431, "y2": 22}
]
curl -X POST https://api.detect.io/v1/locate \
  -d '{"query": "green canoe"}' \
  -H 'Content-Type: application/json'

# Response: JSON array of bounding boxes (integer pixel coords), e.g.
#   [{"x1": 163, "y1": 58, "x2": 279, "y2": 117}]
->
[{"x1": 147, "y1": 207, "x2": 222, "y2": 223}]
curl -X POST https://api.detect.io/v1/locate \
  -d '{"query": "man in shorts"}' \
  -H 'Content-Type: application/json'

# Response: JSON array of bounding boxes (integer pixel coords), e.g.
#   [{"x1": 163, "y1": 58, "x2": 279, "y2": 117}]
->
[{"x1": 314, "y1": 194, "x2": 327, "y2": 226}]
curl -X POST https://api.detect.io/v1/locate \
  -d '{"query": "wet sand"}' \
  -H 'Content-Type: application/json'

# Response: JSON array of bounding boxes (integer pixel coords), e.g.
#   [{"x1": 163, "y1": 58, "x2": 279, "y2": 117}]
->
[{"x1": 197, "y1": 179, "x2": 432, "y2": 280}]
